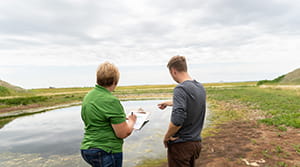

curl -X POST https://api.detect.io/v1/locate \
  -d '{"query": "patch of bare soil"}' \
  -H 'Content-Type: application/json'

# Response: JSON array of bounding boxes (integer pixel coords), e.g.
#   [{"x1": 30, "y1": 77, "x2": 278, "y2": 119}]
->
[
  {"x1": 0, "y1": 104, "x2": 42, "y2": 113},
  {"x1": 196, "y1": 121, "x2": 300, "y2": 167}
]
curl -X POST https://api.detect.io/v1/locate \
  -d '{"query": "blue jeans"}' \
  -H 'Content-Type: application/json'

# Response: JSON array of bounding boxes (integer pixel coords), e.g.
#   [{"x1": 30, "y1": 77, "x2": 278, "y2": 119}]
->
[{"x1": 81, "y1": 148, "x2": 123, "y2": 167}]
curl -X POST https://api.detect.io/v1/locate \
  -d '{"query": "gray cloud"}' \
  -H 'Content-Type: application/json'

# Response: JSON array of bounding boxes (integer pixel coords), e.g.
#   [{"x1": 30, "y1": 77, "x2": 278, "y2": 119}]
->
[
  {"x1": 192, "y1": 0, "x2": 300, "y2": 33},
  {"x1": 0, "y1": 0, "x2": 124, "y2": 44},
  {"x1": 0, "y1": 0, "x2": 299, "y2": 67}
]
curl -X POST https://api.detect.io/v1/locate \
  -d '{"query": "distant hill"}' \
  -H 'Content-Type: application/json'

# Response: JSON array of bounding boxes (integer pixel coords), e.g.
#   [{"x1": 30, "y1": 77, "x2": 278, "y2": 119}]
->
[
  {"x1": 257, "y1": 68, "x2": 300, "y2": 85},
  {"x1": 0, "y1": 80, "x2": 25, "y2": 96},
  {"x1": 280, "y1": 68, "x2": 300, "y2": 84}
]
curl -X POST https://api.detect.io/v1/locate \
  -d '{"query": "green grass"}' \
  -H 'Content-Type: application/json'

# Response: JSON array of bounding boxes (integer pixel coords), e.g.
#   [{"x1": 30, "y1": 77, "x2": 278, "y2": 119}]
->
[
  {"x1": 134, "y1": 158, "x2": 167, "y2": 167},
  {"x1": 293, "y1": 144, "x2": 300, "y2": 155},
  {"x1": 276, "y1": 161, "x2": 288, "y2": 167},
  {"x1": 26, "y1": 85, "x2": 175, "y2": 97},
  {"x1": 30, "y1": 84, "x2": 175, "y2": 94},
  {"x1": 0, "y1": 86, "x2": 11, "y2": 96},
  {"x1": 257, "y1": 75, "x2": 285, "y2": 86},
  {"x1": 30, "y1": 87, "x2": 92, "y2": 93},
  {"x1": 206, "y1": 86, "x2": 300, "y2": 128},
  {"x1": 0, "y1": 96, "x2": 48, "y2": 106},
  {"x1": 114, "y1": 88, "x2": 173, "y2": 95},
  {"x1": 0, "y1": 117, "x2": 14, "y2": 129},
  {"x1": 0, "y1": 94, "x2": 84, "y2": 110},
  {"x1": 204, "y1": 81, "x2": 257, "y2": 87}
]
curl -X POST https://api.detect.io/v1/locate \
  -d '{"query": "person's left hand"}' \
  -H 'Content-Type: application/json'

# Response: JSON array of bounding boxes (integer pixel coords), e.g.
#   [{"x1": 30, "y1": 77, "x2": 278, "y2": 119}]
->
[{"x1": 163, "y1": 136, "x2": 179, "y2": 148}]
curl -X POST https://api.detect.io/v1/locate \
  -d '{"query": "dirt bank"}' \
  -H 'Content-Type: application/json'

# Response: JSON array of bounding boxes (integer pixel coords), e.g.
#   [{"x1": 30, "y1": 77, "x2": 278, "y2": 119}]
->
[
  {"x1": 158, "y1": 120, "x2": 300, "y2": 167},
  {"x1": 198, "y1": 120, "x2": 299, "y2": 166}
]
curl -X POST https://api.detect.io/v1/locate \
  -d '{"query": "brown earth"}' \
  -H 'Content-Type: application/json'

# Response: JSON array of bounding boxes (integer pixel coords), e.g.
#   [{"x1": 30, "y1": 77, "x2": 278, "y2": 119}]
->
[
  {"x1": 0, "y1": 104, "x2": 43, "y2": 113},
  {"x1": 159, "y1": 121, "x2": 300, "y2": 167},
  {"x1": 197, "y1": 121, "x2": 300, "y2": 167}
]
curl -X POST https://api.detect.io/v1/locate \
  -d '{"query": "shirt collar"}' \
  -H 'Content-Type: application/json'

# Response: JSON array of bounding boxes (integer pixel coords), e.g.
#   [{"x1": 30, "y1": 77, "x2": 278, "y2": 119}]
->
[{"x1": 95, "y1": 84, "x2": 111, "y2": 94}]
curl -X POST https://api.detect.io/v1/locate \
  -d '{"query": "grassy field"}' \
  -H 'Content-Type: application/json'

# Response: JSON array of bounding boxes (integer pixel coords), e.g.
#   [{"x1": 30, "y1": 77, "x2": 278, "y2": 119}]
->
[
  {"x1": 1, "y1": 81, "x2": 299, "y2": 128},
  {"x1": 206, "y1": 86, "x2": 300, "y2": 128},
  {"x1": 0, "y1": 93, "x2": 84, "y2": 110},
  {"x1": 198, "y1": 85, "x2": 300, "y2": 167}
]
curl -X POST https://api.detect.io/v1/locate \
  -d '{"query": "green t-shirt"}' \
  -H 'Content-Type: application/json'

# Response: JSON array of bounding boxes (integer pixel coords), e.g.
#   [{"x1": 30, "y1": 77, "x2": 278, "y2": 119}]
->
[{"x1": 80, "y1": 85, "x2": 126, "y2": 153}]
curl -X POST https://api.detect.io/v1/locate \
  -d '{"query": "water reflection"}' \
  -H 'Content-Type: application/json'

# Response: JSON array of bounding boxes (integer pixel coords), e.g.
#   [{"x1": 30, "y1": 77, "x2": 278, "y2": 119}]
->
[{"x1": 0, "y1": 100, "x2": 172, "y2": 167}]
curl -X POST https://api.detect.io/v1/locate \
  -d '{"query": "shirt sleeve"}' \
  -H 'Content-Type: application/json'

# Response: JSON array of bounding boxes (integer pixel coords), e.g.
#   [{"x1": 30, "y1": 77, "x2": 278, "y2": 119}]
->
[
  {"x1": 105, "y1": 98, "x2": 126, "y2": 124},
  {"x1": 171, "y1": 86, "x2": 187, "y2": 126}
]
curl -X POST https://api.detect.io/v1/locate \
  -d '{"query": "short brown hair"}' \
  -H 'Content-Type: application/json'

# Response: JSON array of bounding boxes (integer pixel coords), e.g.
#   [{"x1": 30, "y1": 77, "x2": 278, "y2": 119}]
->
[
  {"x1": 167, "y1": 55, "x2": 187, "y2": 72},
  {"x1": 96, "y1": 62, "x2": 120, "y2": 87}
]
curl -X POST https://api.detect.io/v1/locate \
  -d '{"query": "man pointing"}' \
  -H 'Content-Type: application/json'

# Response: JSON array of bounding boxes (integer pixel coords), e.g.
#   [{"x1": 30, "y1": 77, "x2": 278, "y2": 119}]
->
[{"x1": 158, "y1": 55, "x2": 206, "y2": 167}]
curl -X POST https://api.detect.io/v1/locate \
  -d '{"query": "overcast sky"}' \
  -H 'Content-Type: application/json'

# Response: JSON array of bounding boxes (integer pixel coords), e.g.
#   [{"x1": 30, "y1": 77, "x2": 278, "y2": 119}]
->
[{"x1": 1, "y1": 0, "x2": 300, "y2": 88}]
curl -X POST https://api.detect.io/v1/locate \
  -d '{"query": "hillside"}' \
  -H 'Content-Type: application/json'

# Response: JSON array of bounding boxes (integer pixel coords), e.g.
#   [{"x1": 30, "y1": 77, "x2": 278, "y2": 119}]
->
[
  {"x1": 257, "y1": 68, "x2": 300, "y2": 85},
  {"x1": 0, "y1": 80, "x2": 26, "y2": 96},
  {"x1": 280, "y1": 68, "x2": 300, "y2": 84}
]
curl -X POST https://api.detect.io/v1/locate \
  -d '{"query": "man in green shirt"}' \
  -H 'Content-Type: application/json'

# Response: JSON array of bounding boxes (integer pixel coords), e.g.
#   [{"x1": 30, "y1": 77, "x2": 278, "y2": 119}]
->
[{"x1": 80, "y1": 62, "x2": 136, "y2": 167}]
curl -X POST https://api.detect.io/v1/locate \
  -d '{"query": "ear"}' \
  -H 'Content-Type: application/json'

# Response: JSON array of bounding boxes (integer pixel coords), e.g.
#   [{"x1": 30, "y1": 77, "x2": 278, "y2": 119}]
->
[{"x1": 170, "y1": 68, "x2": 177, "y2": 75}]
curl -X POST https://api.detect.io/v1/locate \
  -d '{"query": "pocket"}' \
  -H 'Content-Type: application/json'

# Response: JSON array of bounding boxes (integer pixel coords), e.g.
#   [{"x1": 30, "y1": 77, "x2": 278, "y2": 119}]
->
[
  {"x1": 101, "y1": 152, "x2": 114, "y2": 167},
  {"x1": 81, "y1": 149, "x2": 103, "y2": 166},
  {"x1": 193, "y1": 142, "x2": 202, "y2": 159}
]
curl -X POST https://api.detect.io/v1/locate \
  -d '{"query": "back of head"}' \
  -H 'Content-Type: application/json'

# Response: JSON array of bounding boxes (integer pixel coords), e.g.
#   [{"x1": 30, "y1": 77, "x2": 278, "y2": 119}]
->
[
  {"x1": 96, "y1": 62, "x2": 120, "y2": 87},
  {"x1": 167, "y1": 55, "x2": 187, "y2": 72}
]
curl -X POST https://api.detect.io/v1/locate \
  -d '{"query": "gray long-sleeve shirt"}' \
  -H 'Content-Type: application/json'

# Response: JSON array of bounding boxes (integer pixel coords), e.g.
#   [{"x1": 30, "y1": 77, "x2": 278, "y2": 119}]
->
[{"x1": 171, "y1": 80, "x2": 206, "y2": 143}]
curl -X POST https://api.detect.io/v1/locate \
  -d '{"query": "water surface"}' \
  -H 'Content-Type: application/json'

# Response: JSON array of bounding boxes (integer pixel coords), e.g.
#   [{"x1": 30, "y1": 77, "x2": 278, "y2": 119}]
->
[{"x1": 0, "y1": 100, "x2": 173, "y2": 167}]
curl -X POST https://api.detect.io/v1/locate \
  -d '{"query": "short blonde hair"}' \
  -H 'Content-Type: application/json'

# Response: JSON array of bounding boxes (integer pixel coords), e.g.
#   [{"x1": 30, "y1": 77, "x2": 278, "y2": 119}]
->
[
  {"x1": 167, "y1": 55, "x2": 187, "y2": 72},
  {"x1": 96, "y1": 62, "x2": 120, "y2": 87}
]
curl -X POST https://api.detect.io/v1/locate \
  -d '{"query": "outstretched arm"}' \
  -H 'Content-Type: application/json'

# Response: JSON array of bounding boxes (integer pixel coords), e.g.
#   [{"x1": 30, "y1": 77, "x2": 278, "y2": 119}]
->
[{"x1": 157, "y1": 101, "x2": 173, "y2": 110}]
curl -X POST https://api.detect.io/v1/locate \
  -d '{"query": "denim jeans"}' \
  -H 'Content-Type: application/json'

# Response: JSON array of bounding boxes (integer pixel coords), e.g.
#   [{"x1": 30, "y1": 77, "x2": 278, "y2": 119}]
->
[{"x1": 81, "y1": 148, "x2": 123, "y2": 167}]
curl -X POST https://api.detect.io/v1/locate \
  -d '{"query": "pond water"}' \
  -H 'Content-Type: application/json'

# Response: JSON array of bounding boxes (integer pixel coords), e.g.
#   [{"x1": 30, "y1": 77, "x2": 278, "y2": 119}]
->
[{"x1": 0, "y1": 100, "x2": 209, "y2": 167}]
